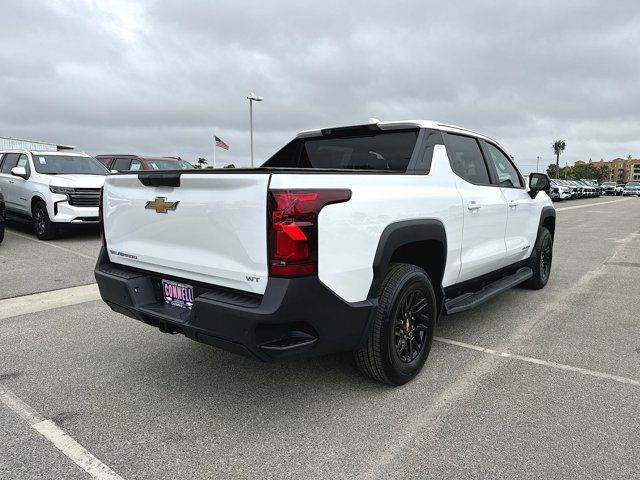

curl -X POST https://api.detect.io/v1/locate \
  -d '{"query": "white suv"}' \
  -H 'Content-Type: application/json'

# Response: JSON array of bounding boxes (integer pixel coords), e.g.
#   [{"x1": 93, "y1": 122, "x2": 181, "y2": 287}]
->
[{"x1": 0, "y1": 150, "x2": 108, "y2": 239}]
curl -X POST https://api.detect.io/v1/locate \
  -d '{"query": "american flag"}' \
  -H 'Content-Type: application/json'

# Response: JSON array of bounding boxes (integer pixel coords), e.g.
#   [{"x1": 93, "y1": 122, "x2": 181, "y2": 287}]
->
[{"x1": 215, "y1": 135, "x2": 229, "y2": 150}]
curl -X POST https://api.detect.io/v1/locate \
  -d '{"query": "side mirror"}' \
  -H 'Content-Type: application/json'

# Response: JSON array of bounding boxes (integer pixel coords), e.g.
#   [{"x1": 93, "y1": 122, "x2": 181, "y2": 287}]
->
[
  {"x1": 528, "y1": 173, "x2": 550, "y2": 199},
  {"x1": 11, "y1": 166, "x2": 28, "y2": 179}
]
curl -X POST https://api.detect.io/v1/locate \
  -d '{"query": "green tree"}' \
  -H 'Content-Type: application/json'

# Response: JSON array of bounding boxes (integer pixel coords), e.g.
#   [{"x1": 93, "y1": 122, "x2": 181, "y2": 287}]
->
[
  {"x1": 565, "y1": 163, "x2": 611, "y2": 182},
  {"x1": 193, "y1": 157, "x2": 208, "y2": 169},
  {"x1": 552, "y1": 140, "x2": 566, "y2": 179},
  {"x1": 593, "y1": 165, "x2": 611, "y2": 183},
  {"x1": 546, "y1": 163, "x2": 559, "y2": 178},
  {"x1": 224, "y1": 164, "x2": 236, "y2": 169}
]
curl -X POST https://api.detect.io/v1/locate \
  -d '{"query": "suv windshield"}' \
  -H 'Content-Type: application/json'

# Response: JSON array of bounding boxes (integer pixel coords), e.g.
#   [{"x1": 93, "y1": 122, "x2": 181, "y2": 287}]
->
[
  {"x1": 147, "y1": 159, "x2": 193, "y2": 170},
  {"x1": 32, "y1": 155, "x2": 108, "y2": 175},
  {"x1": 262, "y1": 129, "x2": 419, "y2": 171},
  {"x1": 627, "y1": 182, "x2": 640, "y2": 186},
  {"x1": 602, "y1": 182, "x2": 615, "y2": 186}
]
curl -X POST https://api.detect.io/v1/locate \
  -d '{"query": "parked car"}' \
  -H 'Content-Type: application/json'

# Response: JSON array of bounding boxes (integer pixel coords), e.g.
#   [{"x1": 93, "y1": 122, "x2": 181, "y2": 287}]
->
[
  {"x1": 0, "y1": 150, "x2": 108, "y2": 239},
  {"x1": 576, "y1": 180, "x2": 598, "y2": 197},
  {"x1": 623, "y1": 182, "x2": 640, "y2": 196},
  {"x1": 557, "y1": 180, "x2": 579, "y2": 198},
  {"x1": 601, "y1": 181, "x2": 618, "y2": 195},
  {"x1": 95, "y1": 120, "x2": 555, "y2": 385},
  {"x1": 96, "y1": 155, "x2": 194, "y2": 172},
  {"x1": 549, "y1": 179, "x2": 571, "y2": 201},
  {"x1": 0, "y1": 192, "x2": 5, "y2": 244}
]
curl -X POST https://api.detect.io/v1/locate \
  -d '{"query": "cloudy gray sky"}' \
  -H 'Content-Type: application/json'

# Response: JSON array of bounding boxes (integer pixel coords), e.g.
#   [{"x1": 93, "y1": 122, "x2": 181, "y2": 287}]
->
[{"x1": 1, "y1": 0, "x2": 639, "y2": 171}]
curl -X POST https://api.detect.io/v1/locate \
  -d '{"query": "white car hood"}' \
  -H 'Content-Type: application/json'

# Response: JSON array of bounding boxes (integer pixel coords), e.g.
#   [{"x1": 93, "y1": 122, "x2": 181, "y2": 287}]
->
[{"x1": 48, "y1": 174, "x2": 107, "y2": 188}]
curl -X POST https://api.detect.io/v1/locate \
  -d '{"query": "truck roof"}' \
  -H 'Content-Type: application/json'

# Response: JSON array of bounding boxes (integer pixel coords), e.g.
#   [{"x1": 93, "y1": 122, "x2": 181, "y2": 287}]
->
[{"x1": 296, "y1": 120, "x2": 495, "y2": 142}]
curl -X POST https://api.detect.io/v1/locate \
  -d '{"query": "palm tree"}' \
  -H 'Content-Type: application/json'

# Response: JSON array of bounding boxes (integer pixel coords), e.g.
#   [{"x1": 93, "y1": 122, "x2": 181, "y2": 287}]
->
[{"x1": 552, "y1": 140, "x2": 566, "y2": 179}]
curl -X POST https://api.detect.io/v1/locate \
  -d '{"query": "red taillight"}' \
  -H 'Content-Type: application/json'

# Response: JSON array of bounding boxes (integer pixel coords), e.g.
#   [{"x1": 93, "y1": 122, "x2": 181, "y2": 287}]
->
[{"x1": 268, "y1": 189, "x2": 351, "y2": 277}]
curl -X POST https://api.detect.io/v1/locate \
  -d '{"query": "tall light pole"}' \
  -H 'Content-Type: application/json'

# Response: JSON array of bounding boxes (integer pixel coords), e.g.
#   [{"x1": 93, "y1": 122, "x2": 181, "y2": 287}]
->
[
  {"x1": 536, "y1": 156, "x2": 541, "y2": 172},
  {"x1": 247, "y1": 92, "x2": 263, "y2": 167}
]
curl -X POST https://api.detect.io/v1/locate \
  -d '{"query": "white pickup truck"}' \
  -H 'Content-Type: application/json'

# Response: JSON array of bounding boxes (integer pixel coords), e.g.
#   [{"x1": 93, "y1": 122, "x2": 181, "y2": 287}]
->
[{"x1": 95, "y1": 120, "x2": 555, "y2": 385}]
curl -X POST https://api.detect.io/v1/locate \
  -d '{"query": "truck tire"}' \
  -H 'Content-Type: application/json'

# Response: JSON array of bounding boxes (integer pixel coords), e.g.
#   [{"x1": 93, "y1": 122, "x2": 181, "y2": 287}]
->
[
  {"x1": 32, "y1": 201, "x2": 57, "y2": 240},
  {"x1": 523, "y1": 227, "x2": 553, "y2": 290},
  {"x1": 354, "y1": 263, "x2": 436, "y2": 386},
  {"x1": 0, "y1": 207, "x2": 4, "y2": 244}
]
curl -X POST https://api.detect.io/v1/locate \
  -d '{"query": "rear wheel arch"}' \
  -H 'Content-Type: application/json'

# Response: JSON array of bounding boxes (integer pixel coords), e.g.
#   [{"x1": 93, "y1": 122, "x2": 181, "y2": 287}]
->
[{"x1": 368, "y1": 219, "x2": 447, "y2": 312}]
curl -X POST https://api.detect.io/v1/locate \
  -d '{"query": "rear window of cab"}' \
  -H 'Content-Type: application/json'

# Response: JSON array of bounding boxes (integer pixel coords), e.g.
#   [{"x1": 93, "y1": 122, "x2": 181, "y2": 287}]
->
[{"x1": 262, "y1": 129, "x2": 419, "y2": 172}]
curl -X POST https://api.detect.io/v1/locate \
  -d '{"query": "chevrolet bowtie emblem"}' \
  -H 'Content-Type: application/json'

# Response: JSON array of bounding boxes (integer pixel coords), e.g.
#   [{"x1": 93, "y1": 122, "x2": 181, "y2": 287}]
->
[{"x1": 145, "y1": 197, "x2": 179, "y2": 213}]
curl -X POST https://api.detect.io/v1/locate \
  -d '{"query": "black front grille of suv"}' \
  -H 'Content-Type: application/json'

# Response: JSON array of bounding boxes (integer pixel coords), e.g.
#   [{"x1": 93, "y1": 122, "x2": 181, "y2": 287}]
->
[{"x1": 68, "y1": 188, "x2": 101, "y2": 207}]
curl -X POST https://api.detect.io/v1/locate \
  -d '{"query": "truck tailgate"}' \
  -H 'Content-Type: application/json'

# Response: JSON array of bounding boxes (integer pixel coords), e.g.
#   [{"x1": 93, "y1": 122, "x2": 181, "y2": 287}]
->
[{"x1": 102, "y1": 173, "x2": 270, "y2": 295}]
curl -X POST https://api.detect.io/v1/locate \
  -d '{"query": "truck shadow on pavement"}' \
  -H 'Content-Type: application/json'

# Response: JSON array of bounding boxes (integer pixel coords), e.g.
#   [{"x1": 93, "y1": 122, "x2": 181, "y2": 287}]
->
[{"x1": 6, "y1": 218, "x2": 100, "y2": 239}]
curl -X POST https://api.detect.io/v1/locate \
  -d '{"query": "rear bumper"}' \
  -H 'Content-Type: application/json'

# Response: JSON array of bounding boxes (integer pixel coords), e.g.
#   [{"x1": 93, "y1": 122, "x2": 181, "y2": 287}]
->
[{"x1": 94, "y1": 248, "x2": 375, "y2": 361}]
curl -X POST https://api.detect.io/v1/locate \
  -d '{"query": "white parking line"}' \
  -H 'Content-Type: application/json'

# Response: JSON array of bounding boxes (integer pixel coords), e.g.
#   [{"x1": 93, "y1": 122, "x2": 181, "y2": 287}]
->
[
  {"x1": 0, "y1": 284, "x2": 101, "y2": 320},
  {"x1": 0, "y1": 384, "x2": 124, "y2": 480},
  {"x1": 555, "y1": 198, "x2": 631, "y2": 211},
  {"x1": 435, "y1": 337, "x2": 640, "y2": 387},
  {"x1": 6, "y1": 229, "x2": 96, "y2": 260}
]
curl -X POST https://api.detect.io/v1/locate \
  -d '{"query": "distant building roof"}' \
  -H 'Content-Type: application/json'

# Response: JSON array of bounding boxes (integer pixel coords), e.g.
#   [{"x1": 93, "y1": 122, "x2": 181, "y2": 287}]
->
[{"x1": 0, "y1": 136, "x2": 74, "y2": 151}]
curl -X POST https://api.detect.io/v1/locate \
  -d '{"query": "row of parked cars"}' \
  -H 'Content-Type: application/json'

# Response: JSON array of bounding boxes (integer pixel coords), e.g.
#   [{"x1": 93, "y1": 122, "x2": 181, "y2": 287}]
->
[
  {"x1": 548, "y1": 179, "x2": 640, "y2": 201},
  {"x1": 0, "y1": 150, "x2": 193, "y2": 240}
]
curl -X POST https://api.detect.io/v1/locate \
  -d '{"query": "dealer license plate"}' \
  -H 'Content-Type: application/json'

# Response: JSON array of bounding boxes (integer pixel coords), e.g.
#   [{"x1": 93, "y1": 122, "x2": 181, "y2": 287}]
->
[{"x1": 162, "y1": 279, "x2": 194, "y2": 310}]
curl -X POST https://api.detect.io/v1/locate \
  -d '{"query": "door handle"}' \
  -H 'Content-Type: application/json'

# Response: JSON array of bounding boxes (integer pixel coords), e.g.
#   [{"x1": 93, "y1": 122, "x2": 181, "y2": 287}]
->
[
  {"x1": 467, "y1": 201, "x2": 481, "y2": 211},
  {"x1": 508, "y1": 200, "x2": 518, "y2": 208}
]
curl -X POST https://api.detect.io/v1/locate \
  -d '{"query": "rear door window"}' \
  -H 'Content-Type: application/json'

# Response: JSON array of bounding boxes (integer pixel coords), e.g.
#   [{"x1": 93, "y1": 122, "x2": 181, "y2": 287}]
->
[
  {"x1": 446, "y1": 134, "x2": 491, "y2": 185},
  {"x1": 1, "y1": 153, "x2": 20, "y2": 173}
]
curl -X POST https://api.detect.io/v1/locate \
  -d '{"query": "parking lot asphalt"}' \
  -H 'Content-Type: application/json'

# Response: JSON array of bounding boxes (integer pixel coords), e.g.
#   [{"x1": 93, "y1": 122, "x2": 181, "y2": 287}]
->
[
  {"x1": 0, "y1": 221, "x2": 100, "y2": 300},
  {"x1": 1, "y1": 196, "x2": 639, "y2": 479}
]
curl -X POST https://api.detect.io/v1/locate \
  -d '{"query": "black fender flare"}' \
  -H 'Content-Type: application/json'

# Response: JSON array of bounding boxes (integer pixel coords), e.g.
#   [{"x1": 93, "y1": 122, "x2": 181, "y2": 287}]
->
[
  {"x1": 367, "y1": 219, "x2": 447, "y2": 301},
  {"x1": 537, "y1": 206, "x2": 556, "y2": 238},
  {"x1": 528, "y1": 206, "x2": 556, "y2": 267}
]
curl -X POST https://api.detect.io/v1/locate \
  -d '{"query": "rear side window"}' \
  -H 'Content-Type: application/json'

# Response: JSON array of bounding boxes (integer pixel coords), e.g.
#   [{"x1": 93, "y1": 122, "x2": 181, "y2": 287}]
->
[
  {"x1": 446, "y1": 134, "x2": 491, "y2": 184},
  {"x1": 112, "y1": 158, "x2": 132, "y2": 171},
  {"x1": 98, "y1": 158, "x2": 112, "y2": 168},
  {"x1": 1, "y1": 153, "x2": 20, "y2": 173},
  {"x1": 485, "y1": 143, "x2": 523, "y2": 188},
  {"x1": 262, "y1": 129, "x2": 419, "y2": 171}
]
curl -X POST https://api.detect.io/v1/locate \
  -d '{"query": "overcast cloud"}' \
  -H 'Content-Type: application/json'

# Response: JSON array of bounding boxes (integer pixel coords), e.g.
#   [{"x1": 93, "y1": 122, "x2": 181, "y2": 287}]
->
[{"x1": 1, "y1": 0, "x2": 639, "y2": 170}]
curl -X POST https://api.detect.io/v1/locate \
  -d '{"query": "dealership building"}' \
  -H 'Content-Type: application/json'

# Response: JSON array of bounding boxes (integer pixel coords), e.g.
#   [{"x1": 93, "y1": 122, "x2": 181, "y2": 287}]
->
[{"x1": 0, "y1": 136, "x2": 74, "y2": 151}]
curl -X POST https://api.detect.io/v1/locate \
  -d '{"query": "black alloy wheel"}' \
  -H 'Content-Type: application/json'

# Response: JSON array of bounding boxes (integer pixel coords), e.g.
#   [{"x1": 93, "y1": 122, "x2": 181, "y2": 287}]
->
[
  {"x1": 393, "y1": 289, "x2": 430, "y2": 363},
  {"x1": 354, "y1": 263, "x2": 437, "y2": 386},
  {"x1": 32, "y1": 201, "x2": 57, "y2": 240},
  {"x1": 539, "y1": 233, "x2": 553, "y2": 283},
  {"x1": 523, "y1": 227, "x2": 553, "y2": 290}
]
